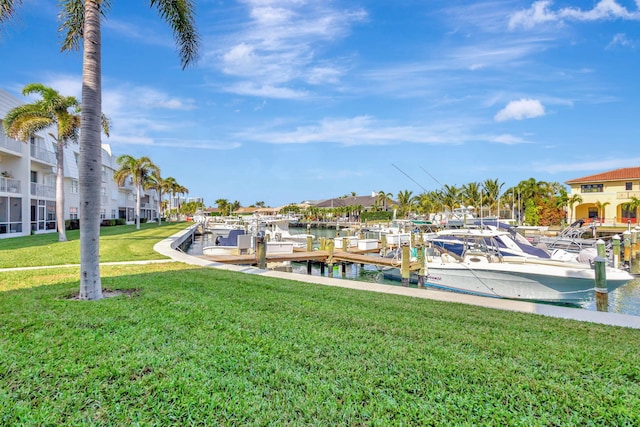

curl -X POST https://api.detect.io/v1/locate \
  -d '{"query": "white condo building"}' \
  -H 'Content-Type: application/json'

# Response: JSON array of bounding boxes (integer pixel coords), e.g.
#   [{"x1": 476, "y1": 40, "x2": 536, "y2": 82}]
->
[{"x1": 0, "y1": 88, "x2": 159, "y2": 238}]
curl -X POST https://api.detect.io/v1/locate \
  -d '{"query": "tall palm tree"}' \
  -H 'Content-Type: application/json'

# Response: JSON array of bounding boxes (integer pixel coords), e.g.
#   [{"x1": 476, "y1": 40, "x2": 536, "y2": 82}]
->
[
  {"x1": 215, "y1": 198, "x2": 230, "y2": 217},
  {"x1": 114, "y1": 155, "x2": 160, "y2": 230},
  {"x1": 440, "y1": 184, "x2": 460, "y2": 213},
  {"x1": 460, "y1": 182, "x2": 481, "y2": 211},
  {"x1": 2, "y1": 1, "x2": 200, "y2": 300},
  {"x1": 162, "y1": 176, "x2": 179, "y2": 220},
  {"x1": 566, "y1": 194, "x2": 583, "y2": 224},
  {"x1": 594, "y1": 200, "x2": 610, "y2": 224},
  {"x1": 3, "y1": 84, "x2": 80, "y2": 242},
  {"x1": 482, "y1": 178, "x2": 503, "y2": 218},
  {"x1": 396, "y1": 190, "x2": 415, "y2": 218},
  {"x1": 376, "y1": 190, "x2": 393, "y2": 211},
  {"x1": 622, "y1": 196, "x2": 640, "y2": 225},
  {"x1": 144, "y1": 171, "x2": 166, "y2": 225}
]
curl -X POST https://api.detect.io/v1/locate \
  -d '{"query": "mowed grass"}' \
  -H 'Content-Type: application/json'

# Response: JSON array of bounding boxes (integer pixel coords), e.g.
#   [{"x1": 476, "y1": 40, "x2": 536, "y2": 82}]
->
[
  {"x1": 1, "y1": 225, "x2": 639, "y2": 425},
  {"x1": 0, "y1": 222, "x2": 188, "y2": 268}
]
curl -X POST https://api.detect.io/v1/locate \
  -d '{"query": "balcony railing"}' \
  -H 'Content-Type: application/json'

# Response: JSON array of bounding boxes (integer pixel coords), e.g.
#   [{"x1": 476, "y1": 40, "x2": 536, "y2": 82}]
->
[
  {"x1": 30, "y1": 182, "x2": 56, "y2": 198},
  {"x1": 30, "y1": 145, "x2": 57, "y2": 165},
  {"x1": 0, "y1": 133, "x2": 23, "y2": 153},
  {"x1": 616, "y1": 191, "x2": 640, "y2": 199},
  {"x1": 0, "y1": 177, "x2": 21, "y2": 193}
]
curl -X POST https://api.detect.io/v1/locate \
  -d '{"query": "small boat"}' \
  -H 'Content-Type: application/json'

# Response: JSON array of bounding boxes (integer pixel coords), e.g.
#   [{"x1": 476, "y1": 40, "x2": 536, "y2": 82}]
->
[
  {"x1": 382, "y1": 229, "x2": 633, "y2": 303},
  {"x1": 202, "y1": 229, "x2": 249, "y2": 256},
  {"x1": 262, "y1": 218, "x2": 314, "y2": 248}
]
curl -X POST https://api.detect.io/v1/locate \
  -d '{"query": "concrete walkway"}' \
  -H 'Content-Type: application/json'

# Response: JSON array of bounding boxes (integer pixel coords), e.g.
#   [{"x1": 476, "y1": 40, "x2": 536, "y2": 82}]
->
[{"x1": 154, "y1": 225, "x2": 640, "y2": 329}]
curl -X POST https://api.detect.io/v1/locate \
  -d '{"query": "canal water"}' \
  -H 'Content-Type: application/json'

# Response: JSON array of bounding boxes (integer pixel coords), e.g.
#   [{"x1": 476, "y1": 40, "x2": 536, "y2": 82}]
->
[{"x1": 186, "y1": 227, "x2": 640, "y2": 317}]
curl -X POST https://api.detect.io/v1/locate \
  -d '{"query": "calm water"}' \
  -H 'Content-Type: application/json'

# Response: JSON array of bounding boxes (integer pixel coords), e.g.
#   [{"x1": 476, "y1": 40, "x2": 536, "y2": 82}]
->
[{"x1": 187, "y1": 227, "x2": 640, "y2": 317}]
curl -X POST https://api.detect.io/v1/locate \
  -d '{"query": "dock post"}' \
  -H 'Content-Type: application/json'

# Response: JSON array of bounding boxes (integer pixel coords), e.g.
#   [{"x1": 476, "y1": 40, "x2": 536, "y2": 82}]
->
[
  {"x1": 256, "y1": 236, "x2": 266, "y2": 270},
  {"x1": 596, "y1": 239, "x2": 606, "y2": 258},
  {"x1": 416, "y1": 245, "x2": 425, "y2": 288},
  {"x1": 632, "y1": 227, "x2": 640, "y2": 274},
  {"x1": 381, "y1": 235, "x2": 387, "y2": 256},
  {"x1": 319, "y1": 237, "x2": 326, "y2": 251},
  {"x1": 341, "y1": 262, "x2": 347, "y2": 277},
  {"x1": 612, "y1": 235, "x2": 621, "y2": 269},
  {"x1": 306, "y1": 236, "x2": 313, "y2": 252},
  {"x1": 623, "y1": 230, "x2": 631, "y2": 267},
  {"x1": 401, "y1": 243, "x2": 411, "y2": 287},
  {"x1": 342, "y1": 237, "x2": 350, "y2": 253},
  {"x1": 594, "y1": 255, "x2": 608, "y2": 312},
  {"x1": 327, "y1": 239, "x2": 335, "y2": 278}
]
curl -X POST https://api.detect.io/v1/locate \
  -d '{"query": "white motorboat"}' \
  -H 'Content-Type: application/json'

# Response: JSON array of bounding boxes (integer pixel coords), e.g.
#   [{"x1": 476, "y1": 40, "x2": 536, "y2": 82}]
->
[
  {"x1": 383, "y1": 229, "x2": 633, "y2": 303},
  {"x1": 262, "y1": 218, "x2": 314, "y2": 248},
  {"x1": 202, "y1": 229, "x2": 250, "y2": 256}
]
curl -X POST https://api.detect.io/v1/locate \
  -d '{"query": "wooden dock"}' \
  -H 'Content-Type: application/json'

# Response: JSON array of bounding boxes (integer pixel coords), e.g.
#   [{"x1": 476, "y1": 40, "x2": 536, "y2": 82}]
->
[{"x1": 201, "y1": 247, "x2": 423, "y2": 271}]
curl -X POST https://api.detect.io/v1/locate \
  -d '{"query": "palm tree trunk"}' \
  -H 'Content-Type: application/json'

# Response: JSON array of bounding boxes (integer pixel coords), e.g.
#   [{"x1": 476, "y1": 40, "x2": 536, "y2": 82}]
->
[
  {"x1": 55, "y1": 142, "x2": 67, "y2": 242},
  {"x1": 157, "y1": 190, "x2": 162, "y2": 225},
  {"x1": 78, "y1": 1, "x2": 103, "y2": 300},
  {"x1": 136, "y1": 184, "x2": 141, "y2": 230}
]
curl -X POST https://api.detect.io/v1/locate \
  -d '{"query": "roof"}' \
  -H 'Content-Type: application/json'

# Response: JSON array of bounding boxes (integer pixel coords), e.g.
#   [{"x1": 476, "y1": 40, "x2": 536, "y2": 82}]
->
[
  {"x1": 312, "y1": 195, "x2": 386, "y2": 208},
  {"x1": 565, "y1": 167, "x2": 640, "y2": 184}
]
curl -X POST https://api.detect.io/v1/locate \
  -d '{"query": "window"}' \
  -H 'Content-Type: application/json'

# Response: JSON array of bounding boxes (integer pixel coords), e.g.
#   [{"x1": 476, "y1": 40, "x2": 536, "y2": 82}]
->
[
  {"x1": 626, "y1": 182, "x2": 633, "y2": 191},
  {"x1": 69, "y1": 207, "x2": 78, "y2": 220},
  {"x1": 581, "y1": 184, "x2": 603, "y2": 193},
  {"x1": 588, "y1": 207, "x2": 598, "y2": 219},
  {"x1": 111, "y1": 209, "x2": 116, "y2": 219},
  {"x1": 100, "y1": 209, "x2": 106, "y2": 219},
  {"x1": 70, "y1": 180, "x2": 79, "y2": 194}
]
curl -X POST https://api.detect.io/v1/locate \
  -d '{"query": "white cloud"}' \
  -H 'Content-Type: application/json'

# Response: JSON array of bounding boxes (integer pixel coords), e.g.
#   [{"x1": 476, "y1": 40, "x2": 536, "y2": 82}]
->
[
  {"x1": 509, "y1": 0, "x2": 640, "y2": 30},
  {"x1": 494, "y1": 98, "x2": 545, "y2": 122},
  {"x1": 491, "y1": 134, "x2": 530, "y2": 145},
  {"x1": 532, "y1": 157, "x2": 640, "y2": 174},
  {"x1": 216, "y1": 1, "x2": 367, "y2": 98},
  {"x1": 606, "y1": 33, "x2": 637, "y2": 49}
]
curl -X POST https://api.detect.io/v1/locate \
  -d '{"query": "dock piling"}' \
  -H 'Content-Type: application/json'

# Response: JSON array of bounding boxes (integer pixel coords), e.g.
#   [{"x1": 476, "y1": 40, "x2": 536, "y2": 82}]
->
[
  {"x1": 401, "y1": 244, "x2": 411, "y2": 287},
  {"x1": 594, "y1": 255, "x2": 608, "y2": 312},
  {"x1": 612, "y1": 235, "x2": 621, "y2": 269}
]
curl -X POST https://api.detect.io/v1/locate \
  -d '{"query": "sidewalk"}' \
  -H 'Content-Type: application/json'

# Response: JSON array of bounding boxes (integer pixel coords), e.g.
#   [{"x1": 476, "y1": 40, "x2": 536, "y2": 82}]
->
[{"x1": 154, "y1": 225, "x2": 640, "y2": 329}]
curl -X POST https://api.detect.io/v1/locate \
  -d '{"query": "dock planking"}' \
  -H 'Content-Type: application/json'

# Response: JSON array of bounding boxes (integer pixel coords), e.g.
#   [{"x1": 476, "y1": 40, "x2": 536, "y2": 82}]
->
[{"x1": 201, "y1": 247, "x2": 422, "y2": 270}]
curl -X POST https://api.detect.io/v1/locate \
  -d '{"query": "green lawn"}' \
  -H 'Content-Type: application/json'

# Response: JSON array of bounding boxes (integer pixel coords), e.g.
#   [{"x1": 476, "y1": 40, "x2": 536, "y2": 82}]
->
[
  {"x1": 0, "y1": 222, "x2": 188, "y2": 268},
  {"x1": 1, "y1": 225, "x2": 639, "y2": 425}
]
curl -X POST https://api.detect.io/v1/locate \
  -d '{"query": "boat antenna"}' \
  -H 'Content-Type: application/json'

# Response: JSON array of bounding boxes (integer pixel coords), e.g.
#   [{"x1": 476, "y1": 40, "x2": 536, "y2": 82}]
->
[
  {"x1": 391, "y1": 163, "x2": 430, "y2": 193},
  {"x1": 420, "y1": 166, "x2": 445, "y2": 188}
]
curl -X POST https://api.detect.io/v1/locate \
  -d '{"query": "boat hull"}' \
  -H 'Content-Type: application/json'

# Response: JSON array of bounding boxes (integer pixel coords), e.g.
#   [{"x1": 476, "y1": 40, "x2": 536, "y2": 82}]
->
[{"x1": 383, "y1": 257, "x2": 632, "y2": 303}]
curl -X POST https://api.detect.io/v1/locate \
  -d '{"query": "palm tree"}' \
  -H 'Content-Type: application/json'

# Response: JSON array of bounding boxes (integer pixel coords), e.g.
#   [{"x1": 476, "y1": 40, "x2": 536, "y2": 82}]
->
[
  {"x1": 162, "y1": 176, "x2": 179, "y2": 220},
  {"x1": 2, "y1": 1, "x2": 199, "y2": 300},
  {"x1": 460, "y1": 182, "x2": 481, "y2": 211},
  {"x1": 144, "y1": 172, "x2": 166, "y2": 225},
  {"x1": 176, "y1": 184, "x2": 189, "y2": 217},
  {"x1": 3, "y1": 84, "x2": 80, "y2": 242},
  {"x1": 440, "y1": 184, "x2": 460, "y2": 213},
  {"x1": 482, "y1": 178, "x2": 503, "y2": 218},
  {"x1": 396, "y1": 190, "x2": 415, "y2": 218},
  {"x1": 114, "y1": 155, "x2": 160, "y2": 230},
  {"x1": 594, "y1": 201, "x2": 610, "y2": 224},
  {"x1": 622, "y1": 196, "x2": 640, "y2": 225},
  {"x1": 376, "y1": 190, "x2": 394, "y2": 211},
  {"x1": 566, "y1": 194, "x2": 583, "y2": 224},
  {"x1": 215, "y1": 199, "x2": 230, "y2": 217}
]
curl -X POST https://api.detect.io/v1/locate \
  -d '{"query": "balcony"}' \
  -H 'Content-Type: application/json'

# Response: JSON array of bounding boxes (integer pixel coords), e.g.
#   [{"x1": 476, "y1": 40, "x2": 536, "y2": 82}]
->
[
  {"x1": 30, "y1": 145, "x2": 57, "y2": 165},
  {"x1": 616, "y1": 191, "x2": 640, "y2": 200},
  {"x1": 30, "y1": 182, "x2": 56, "y2": 198},
  {"x1": 0, "y1": 177, "x2": 21, "y2": 193},
  {"x1": 0, "y1": 133, "x2": 23, "y2": 154}
]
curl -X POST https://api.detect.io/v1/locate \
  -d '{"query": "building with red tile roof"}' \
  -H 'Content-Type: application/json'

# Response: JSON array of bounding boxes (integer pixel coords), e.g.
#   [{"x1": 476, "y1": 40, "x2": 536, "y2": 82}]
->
[{"x1": 565, "y1": 167, "x2": 640, "y2": 225}]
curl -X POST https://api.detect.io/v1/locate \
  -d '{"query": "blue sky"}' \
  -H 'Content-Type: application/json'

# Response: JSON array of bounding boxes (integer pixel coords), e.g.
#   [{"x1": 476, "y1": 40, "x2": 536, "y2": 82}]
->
[{"x1": 1, "y1": 0, "x2": 640, "y2": 207}]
